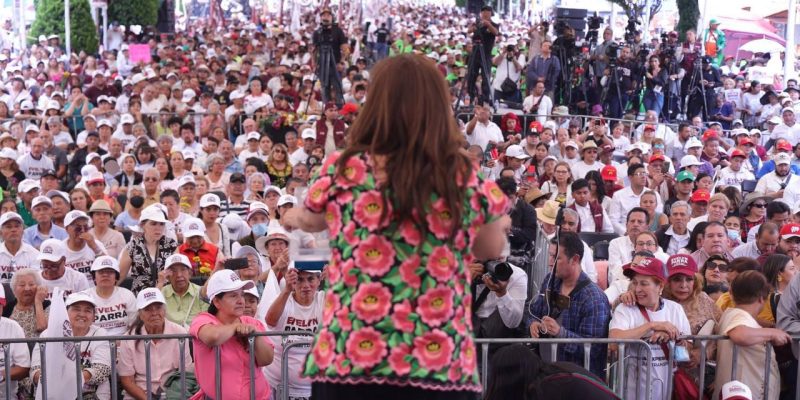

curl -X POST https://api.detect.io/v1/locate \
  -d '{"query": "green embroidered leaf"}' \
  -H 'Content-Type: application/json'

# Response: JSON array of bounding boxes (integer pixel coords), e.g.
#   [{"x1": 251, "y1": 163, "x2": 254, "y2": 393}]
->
[
  {"x1": 381, "y1": 270, "x2": 404, "y2": 287},
  {"x1": 374, "y1": 317, "x2": 394, "y2": 331},
  {"x1": 414, "y1": 321, "x2": 427, "y2": 336},
  {"x1": 402, "y1": 332, "x2": 414, "y2": 344},
  {"x1": 432, "y1": 371, "x2": 449, "y2": 382},
  {"x1": 373, "y1": 363, "x2": 393, "y2": 376},
  {"x1": 421, "y1": 276, "x2": 437, "y2": 291},
  {"x1": 392, "y1": 286, "x2": 414, "y2": 302},
  {"x1": 325, "y1": 365, "x2": 337, "y2": 375},
  {"x1": 352, "y1": 319, "x2": 364, "y2": 331},
  {"x1": 409, "y1": 367, "x2": 429, "y2": 378},
  {"x1": 336, "y1": 335, "x2": 346, "y2": 353},
  {"x1": 388, "y1": 332, "x2": 402, "y2": 347},
  {"x1": 422, "y1": 242, "x2": 434, "y2": 254},
  {"x1": 342, "y1": 246, "x2": 353, "y2": 259},
  {"x1": 351, "y1": 366, "x2": 364, "y2": 376}
]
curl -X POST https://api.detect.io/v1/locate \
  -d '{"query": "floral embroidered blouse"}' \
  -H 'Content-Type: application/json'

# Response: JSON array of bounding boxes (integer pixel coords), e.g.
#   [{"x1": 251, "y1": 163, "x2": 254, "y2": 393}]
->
[{"x1": 302, "y1": 152, "x2": 508, "y2": 392}]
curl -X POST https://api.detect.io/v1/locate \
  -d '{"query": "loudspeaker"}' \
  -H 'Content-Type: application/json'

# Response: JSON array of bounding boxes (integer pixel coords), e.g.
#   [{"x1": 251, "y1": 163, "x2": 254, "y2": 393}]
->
[{"x1": 555, "y1": 7, "x2": 587, "y2": 19}]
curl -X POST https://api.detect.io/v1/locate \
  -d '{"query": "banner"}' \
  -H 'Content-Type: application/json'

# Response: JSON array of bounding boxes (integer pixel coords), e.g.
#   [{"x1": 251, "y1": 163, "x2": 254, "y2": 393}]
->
[
  {"x1": 35, "y1": 288, "x2": 80, "y2": 400},
  {"x1": 128, "y1": 44, "x2": 152, "y2": 64}
]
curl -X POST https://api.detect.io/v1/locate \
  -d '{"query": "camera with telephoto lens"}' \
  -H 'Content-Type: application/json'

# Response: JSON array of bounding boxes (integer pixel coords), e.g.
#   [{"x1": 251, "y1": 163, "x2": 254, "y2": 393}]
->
[{"x1": 483, "y1": 260, "x2": 513, "y2": 283}]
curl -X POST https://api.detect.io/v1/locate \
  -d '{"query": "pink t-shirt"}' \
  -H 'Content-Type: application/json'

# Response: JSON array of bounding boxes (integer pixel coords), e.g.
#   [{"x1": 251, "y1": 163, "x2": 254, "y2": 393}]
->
[{"x1": 189, "y1": 312, "x2": 273, "y2": 400}]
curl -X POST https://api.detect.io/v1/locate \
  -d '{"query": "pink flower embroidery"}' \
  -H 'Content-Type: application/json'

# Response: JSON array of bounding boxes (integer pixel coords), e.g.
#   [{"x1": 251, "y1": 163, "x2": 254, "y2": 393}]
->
[
  {"x1": 343, "y1": 222, "x2": 359, "y2": 245},
  {"x1": 335, "y1": 307, "x2": 352, "y2": 332},
  {"x1": 399, "y1": 255, "x2": 421, "y2": 289},
  {"x1": 426, "y1": 198, "x2": 455, "y2": 240},
  {"x1": 412, "y1": 329, "x2": 454, "y2": 372},
  {"x1": 322, "y1": 292, "x2": 341, "y2": 326},
  {"x1": 319, "y1": 151, "x2": 341, "y2": 174},
  {"x1": 351, "y1": 282, "x2": 392, "y2": 324},
  {"x1": 326, "y1": 256, "x2": 342, "y2": 284},
  {"x1": 452, "y1": 307, "x2": 467, "y2": 335},
  {"x1": 336, "y1": 156, "x2": 368, "y2": 188},
  {"x1": 340, "y1": 259, "x2": 359, "y2": 287},
  {"x1": 354, "y1": 234, "x2": 395, "y2": 277},
  {"x1": 353, "y1": 190, "x2": 391, "y2": 231},
  {"x1": 416, "y1": 285, "x2": 455, "y2": 327},
  {"x1": 391, "y1": 300, "x2": 415, "y2": 333},
  {"x1": 460, "y1": 336, "x2": 477, "y2": 375},
  {"x1": 335, "y1": 190, "x2": 354, "y2": 206},
  {"x1": 345, "y1": 327, "x2": 388, "y2": 369},
  {"x1": 325, "y1": 203, "x2": 343, "y2": 238},
  {"x1": 426, "y1": 245, "x2": 456, "y2": 282},
  {"x1": 388, "y1": 343, "x2": 412, "y2": 376},
  {"x1": 312, "y1": 330, "x2": 336, "y2": 369},
  {"x1": 448, "y1": 361, "x2": 462, "y2": 382},
  {"x1": 483, "y1": 180, "x2": 509, "y2": 215},
  {"x1": 398, "y1": 220, "x2": 421, "y2": 246},
  {"x1": 306, "y1": 175, "x2": 332, "y2": 211},
  {"x1": 335, "y1": 354, "x2": 351, "y2": 375}
]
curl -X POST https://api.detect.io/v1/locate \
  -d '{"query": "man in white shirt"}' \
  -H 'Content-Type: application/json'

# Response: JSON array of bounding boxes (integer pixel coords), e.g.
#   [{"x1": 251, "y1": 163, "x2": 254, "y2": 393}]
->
[
  {"x1": 0, "y1": 212, "x2": 40, "y2": 284},
  {"x1": 238, "y1": 132, "x2": 263, "y2": 164},
  {"x1": 605, "y1": 207, "x2": 649, "y2": 303},
  {"x1": 656, "y1": 201, "x2": 691, "y2": 255},
  {"x1": 609, "y1": 163, "x2": 662, "y2": 235},
  {"x1": 569, "y1": 179, "x2": 613, "y2": 233},
  {"x1": 465, "y1": 103, "x2": 503, "y2": 151},
  {"x1": 716, "y1": 149, "x2": 754, "y2": 190},
  {"x1": 38, "y1": 238, "x2": 91, "y2": 299},
  {"x1": 17, "y1": 137, "x2": 54, "y2": 180},
  {"x1": 633, "y1": 111, "x2": 677, "y2": 144},
  {"x1": 570, "y1": 142, "x2": 604, "y2": 181},
  {"x1": 289, "y1": 129, "x2": 316, "y2": 166},
  {"x1": 491, "y1": 42, "x2": 526, "y2": 102},
  {"x1": 522, "y1": 81, "x2": 552, "y2": 124},
  {"x1": 771, "y1": 107, "x2": 800, "y2": 144},
  {"x1": 470, "y1": 259, "x2": 528, "y2": 336},
  {"x1": 111, "y1": 114, "x2": 137, "y2": 150},
  {"x1": 756, "y1": 153, "x2": 798, "y2": 199}
]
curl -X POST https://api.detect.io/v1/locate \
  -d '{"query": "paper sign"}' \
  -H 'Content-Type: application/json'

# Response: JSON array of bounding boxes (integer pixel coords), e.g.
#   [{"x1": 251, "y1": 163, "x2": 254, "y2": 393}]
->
[{"x1": 128, "y1": 44, "x2": 151, "y2": 64}]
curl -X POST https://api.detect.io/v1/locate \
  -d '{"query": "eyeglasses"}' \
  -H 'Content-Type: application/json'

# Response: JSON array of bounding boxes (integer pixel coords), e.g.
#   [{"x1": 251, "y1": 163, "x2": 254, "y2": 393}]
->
[
  {"x1": 707, "y1": 262, "x2": 729, "y2": 272},
  {"x1": 751, "y1": 203, "x2": 767, "y2": 208},
  {"x1": 72, "y1": 224, "x2": 89, "y2": 233}
]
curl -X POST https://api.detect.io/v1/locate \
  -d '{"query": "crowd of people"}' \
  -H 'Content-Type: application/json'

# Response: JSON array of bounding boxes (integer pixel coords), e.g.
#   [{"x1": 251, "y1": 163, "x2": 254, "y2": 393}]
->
[{"x1": 0, "y1": 1, "x2": 795, "y2": 400}]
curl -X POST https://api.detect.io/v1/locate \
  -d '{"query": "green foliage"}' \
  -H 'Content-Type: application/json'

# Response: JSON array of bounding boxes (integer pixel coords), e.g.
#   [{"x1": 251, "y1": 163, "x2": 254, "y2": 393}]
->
[
  {"x1": 455, "y1": 0, "x2": 466, "y2": 8},
  {"x1": 109, "y1": 0, "x2": 159, "y2": 27},
  {"x1": 676, "y1": 0, "x2": 700, "y2": 40},
  {"x1": 29, "y1": 0, "x2": 99, "y2": 54}
]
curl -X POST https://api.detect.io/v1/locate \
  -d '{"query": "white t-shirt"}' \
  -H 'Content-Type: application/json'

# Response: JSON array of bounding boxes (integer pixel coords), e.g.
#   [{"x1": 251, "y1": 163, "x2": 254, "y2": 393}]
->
[
  {"x1": 53, "y1": 130, "x2": 75, "y2": 147},
  {"x1": 40, "y1": 269, "x2": 92, "y2": 300},
  {"x1": 82, "y1": 287, "x2": 138, "y2": 335},
  {"x1": 0, "y1": 242, "x2": 40, "y2": 284},
  {"x1": 570, "y1": 160, "x2": 604, "y2": 181},
  {"x1": 264, "y1": 292, "x2": 324, "y2": 398},
  {"x1": 491, "y1": 55, "x2": 527, "y2": 92},
  {"x1": 16, "y1": 153, "x2": 54, "y2": 180},
  {"x1": 466, "y1": 121, "x2": 503, "y2": 152},
  {"x1": 289, "y1": 148, "x2": 309, "y2": 167},
  {"x1": 715, "y1": 166, "x2": 754, "y2": 189},
  {"x1": 0, "y1": 318, "x2": 30, "y2": 399},
  {"x1": 609, "y1": 300, "x2": 691, "y2": 400},
  {"x1": 64, "y1": 240, "x2": 107, "y2": 285},
  {"x1": 612, "y1": 136, "x2": 631, "y2": 157},
  {"x1": 111, "y1": 130, "x2": 137, "y2": 151}
]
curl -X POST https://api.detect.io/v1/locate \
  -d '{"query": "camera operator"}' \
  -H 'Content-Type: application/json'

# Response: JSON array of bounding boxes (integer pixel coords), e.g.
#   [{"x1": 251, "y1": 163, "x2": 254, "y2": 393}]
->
[
  {"x1": 602, "y1": 46, "x2": 639, "y2": 119},
  {"x1": 679, "y1": 30, "x2": 701, "y2": 110},
  {"x1": 688, "y1": 56, "x2": 721, "y2": 120},
  {"x1": 311, "y1": 8, "x2": 349, "y2": 105},
  {"x1": 527, "y1": 231, "x2": 611, "y2": 379},
  {"x1": 492, "y1": 42, "x2": 526, "y2": 103},
  {"x1": 527, "y1": 40, "x2": 561, "y2": 99},
  {"x1": 467, "y1": 5, "x2": 500, "y2": 103},
  {"x1": 528, "y1": 21, "x2": 551, "y2": 60},
  {"x1": 590, "y1": 27, "x2": 615, "y2": 83}
]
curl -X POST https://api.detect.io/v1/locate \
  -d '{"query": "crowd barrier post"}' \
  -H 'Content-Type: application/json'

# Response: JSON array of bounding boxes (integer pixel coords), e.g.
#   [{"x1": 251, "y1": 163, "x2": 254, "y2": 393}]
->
[
  {"x1": 110, "y1": 340, "x2": 119, "y2": 400},
  {"x1": 3, "y1": 345, "x2": 11, "y2": 398}
]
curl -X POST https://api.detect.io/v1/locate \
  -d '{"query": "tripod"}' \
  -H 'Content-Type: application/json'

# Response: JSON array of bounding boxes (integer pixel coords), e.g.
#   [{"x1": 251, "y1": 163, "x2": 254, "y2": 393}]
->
[
  {"x1": 455, "y1": 41, "x2": 494, "y2": 112},
  {"x1": 314, "y1": 45, "x2": 345, "y2": 107},
  {"x1": 601, "y1": 63, "x2": 625, "y2": 119},
  {"x1": 683, "y1": 56, "x2": 708, "y2": 120},
  {"x1": 662, "y1": 58, "x2": 678, "y2": 122}
]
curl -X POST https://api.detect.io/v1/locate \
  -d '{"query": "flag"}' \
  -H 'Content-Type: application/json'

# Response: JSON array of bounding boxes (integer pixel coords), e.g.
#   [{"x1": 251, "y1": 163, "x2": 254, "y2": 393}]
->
[{"x1": 35, "y1": 288, "x2": 80, "y2": 400}]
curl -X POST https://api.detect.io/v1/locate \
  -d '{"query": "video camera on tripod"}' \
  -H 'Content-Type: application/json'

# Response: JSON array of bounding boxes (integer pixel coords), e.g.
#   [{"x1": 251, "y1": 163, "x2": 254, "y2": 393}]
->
[{"x1": 624, "y1": 19, "x2": 640, "y2": 43}]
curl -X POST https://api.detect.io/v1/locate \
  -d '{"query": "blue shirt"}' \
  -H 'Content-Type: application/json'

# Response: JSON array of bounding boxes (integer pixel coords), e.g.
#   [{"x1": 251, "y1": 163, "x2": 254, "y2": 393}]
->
[
  {"x1": 528, "y1": 272, "x2": 611, "y2": 378},
  {"x1": 755, "y1": 159, "x2": 800, "y2": 179},
  {"x1": 224, "y1": 159, "x2": 243, "y2": 174},
  {"x1": 22, "y1": 224, "x2": 68, "y2": 249}
]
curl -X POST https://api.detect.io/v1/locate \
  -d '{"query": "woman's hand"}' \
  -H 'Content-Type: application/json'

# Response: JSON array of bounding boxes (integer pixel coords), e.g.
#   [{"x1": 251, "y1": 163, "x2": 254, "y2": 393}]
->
[
  {"x1": 768, "y1": 328, "x2": 791, "y2": 346},
  {"x1": 650, "y1": 321, "x2": 680, "y2": 340},
  {"x1": 34, "y1": 286, "x2": 48, "y2": 304},
  {"x1": 618, "y1": 291, "x2": 636, "y2": 306}
]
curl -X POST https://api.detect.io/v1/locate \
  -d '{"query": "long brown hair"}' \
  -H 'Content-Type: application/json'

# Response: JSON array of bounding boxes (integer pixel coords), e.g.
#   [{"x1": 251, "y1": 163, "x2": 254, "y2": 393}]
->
[{"x1": 336, "y1": 55, "x2": 473, "y2": 238}]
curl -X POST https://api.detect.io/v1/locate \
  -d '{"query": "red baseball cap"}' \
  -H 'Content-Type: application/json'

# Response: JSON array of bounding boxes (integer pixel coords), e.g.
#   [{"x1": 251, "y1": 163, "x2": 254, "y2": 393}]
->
[
  {"x1": 623, "y1": 257, "x2": 666, "y2": 283},
  {"x1": 649, "y1": 154, "x2": 665, "y2": 163},
  {"x1": 644, "y1": 124, "x2": 656, "y2": 132},
  {"x1": 601, "y1": 165, "x2": 617, "y2": 181},
  {"x1": 666, "y1": 255, "x2": 697, "y2": 278},
  {"x1": 702, "y1": 130, "x2": 719, "y2": 141},
  {"x1": 691, "y1": 189, "x2": 711, "y2": 203},
  {"x1": 730, "y1": 149, "x2": 747, "y2": 159},
  {"x1": 529, "y1": 121, "x2": 543, "y2": 133},
  {"x1": 339, "y1": 103, "x2": 359, "y2": 116},
  {"x1": 738, "y1": 137, "x2": 753, "y2": 146},
  {"x1": 781, "y1": 223, "x2": 800, "y2": 240},
  {"x1": 777, "y1": 141, "x2": 793, "y2": 152}
]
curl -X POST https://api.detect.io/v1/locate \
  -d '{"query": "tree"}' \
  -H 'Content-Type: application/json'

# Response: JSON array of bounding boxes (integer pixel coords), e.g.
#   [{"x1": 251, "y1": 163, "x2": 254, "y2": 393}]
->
[
  {"x1": 109, "y1": 0, "x2": 159, "y2": 27},
  {"x1": 675, "y1": 0, "x2": 700, "y2": 40},
  {"x1": 29, "y1": 0, "x2": 99, "y2": 54}
]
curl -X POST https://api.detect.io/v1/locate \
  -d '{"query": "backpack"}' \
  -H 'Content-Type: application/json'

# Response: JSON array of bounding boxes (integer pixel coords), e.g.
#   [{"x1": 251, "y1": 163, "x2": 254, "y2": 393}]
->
[{"x1": 528, "y1": 361, "x2": 620, "y2": 400}]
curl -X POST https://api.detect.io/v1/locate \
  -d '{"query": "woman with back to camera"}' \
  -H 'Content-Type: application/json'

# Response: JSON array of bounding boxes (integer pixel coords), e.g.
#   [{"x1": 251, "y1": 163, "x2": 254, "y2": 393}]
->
[{"x1": 282, "y1": 54, "x2": 511, "y2": 399}]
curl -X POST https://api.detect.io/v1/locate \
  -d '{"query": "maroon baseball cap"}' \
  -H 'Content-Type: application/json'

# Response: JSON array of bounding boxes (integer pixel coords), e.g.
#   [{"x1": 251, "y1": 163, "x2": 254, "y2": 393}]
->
[
  {"x1": 623, "y1": 257, "x2": 666, "y2": 283},
  {"x1": 666, "y1": 255, "x2": 697, "y2": 278}
]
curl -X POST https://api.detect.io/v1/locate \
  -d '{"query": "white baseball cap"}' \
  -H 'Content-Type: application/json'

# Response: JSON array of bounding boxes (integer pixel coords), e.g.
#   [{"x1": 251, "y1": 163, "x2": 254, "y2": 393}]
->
[
  {"x1": 300, "y1": 128, "x2": 316, "y2": 140},
  {"x1": 165, "y1": 253, "x2": 192, "y2": 270},
  {"x1": 18, "y1": 179, "x2": 40, "y2": 194},
  {"x1": 684, "y1": 137, "x2": 703, "y2": 150},
  {"x1": 244, "y1": 285, "x2": 260, "y2": 299},
  {"x1": 721, "y1": 380, "x2": 752, "y2": 400},
  {"x1": 38, "y1": 238, "x2": 66, "y2": 262},
  {"x1": 200, "y1": 193, "x2": 221, "y2": 208},
  {"x1": 136, "y1": 288, "x2": 166, "y2": 309},
  {"x1": 98, "y1": 119, "x2": 113, "y2": 128},
  {"x1": 182, "y1": 217, "x2": 205, "y2": 238},
  {"x1": 0, "y1": 148, "x2": 17, "y2": 160},
  {"x1": 263, "y1": 185, "x2": 282, "y2": 197},
  {"x1": 505, "y1": 144, "x2": 529, "y2": 159},
  {"x1": 776, "y1": 152, "x2": 792, "y2": 166},
  {"x1": 181, "y1": 149, "x2": 196, "y2": 160},
  {"x1": 565, "y1": 141, "x2": 579, "y2": 150},
  {"x1": 86, "y1": 152, "x2": 102, "y2": 164},
  {"x1": 277, "y1": 194, "x2": 297, "y2": 207},
  {"x1": 120, "y1": 114, "x2": 135, "y2": 125},
  {"x1": 46, "y1": 190, "x2": 70, "y2": 204},
  {"x1": 177, "y1": 174, "x2": 196, "y2": 188},
  {"x1": 24, "y1": 124, "x2": 39, "y2": 132},
  {"x1": 229, "y1": 90, "x2": 245, "y2": 101},
  {"x1": 140, "y1": 206, "x2": 168, "y2": 224},
  {"x1": 131, "y1": 73, "x2": 146, "y2": 84},
  {"x1": 0, "y1": 212, "x2": 23, "y2": 227},
  {"x1": 64, "y1": 210, "x2": 90, "y2": 227},
  {"x1": 206, "y1": 270, "x2": 255, "y2": 299},
  {"x1": 91, "y1": 255, "x2": 119, "y2": 272},
  {"x1": 181, "y1": 89, "x2": 197, "y2": 103},
  {"x1": 65, "y1": 292, "x2": 97, "y2": 308},
  {"x1": 31, "y1": 195, "x2": 52, "y2": 209},
  {"x1": 680, "y1": 155, "x2": 703, "y2": 167},
  {"x1": 246, "y1": 131, "x2": 261, "y2": 141}
]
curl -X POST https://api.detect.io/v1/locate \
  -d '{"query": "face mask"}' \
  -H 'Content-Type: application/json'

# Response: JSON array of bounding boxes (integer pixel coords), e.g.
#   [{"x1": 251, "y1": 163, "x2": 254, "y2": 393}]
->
[
  {"x1": 727, "y1": 229, "x2": 740, "y2": 241},
  {"x1": 129, "y1": 196, "x2": 144, "y2": 208},
  {"x1": 251, "y1": 222, "x2": 269, "y2": 238}
]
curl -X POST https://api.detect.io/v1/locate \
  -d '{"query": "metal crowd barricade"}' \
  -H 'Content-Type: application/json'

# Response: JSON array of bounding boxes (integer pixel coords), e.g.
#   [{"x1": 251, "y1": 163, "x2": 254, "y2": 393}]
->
[{"x1": 0, "y1": 330, "x2": 313, "y2": 400}]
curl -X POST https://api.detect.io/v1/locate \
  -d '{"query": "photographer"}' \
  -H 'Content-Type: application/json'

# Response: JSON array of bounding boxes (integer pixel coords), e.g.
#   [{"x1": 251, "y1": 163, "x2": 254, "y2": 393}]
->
[
  {"x1": 311, "y1": 8, "x2": 349, "y2": 105},
  {"x1": 643, "y1": 55, "x2": 669, "y2": 116},
  {"x1": 528, "y1": 232, "x2": 611, "y2": 379},
  {"x1": 590, "y1": 27, "x2": 615, "y2": 81},
  {"x1": 492, "y1": 42, "x2": 526, "y2": 103},
  {"x1": 496, "y1": 176, "x2": 537, "y2": 254},
  {"x1": 527, "y1": 21, "x2": 551, "y2": 60},
  {"x1": 602, "y1": 46, "x2": 638, "y2": 119},
  {"x1": 687, "y1": 56, "x2": 721, "y2": 120},
  {"x1": 467, "y1": 5, "x2": 500, "y2": 104}
]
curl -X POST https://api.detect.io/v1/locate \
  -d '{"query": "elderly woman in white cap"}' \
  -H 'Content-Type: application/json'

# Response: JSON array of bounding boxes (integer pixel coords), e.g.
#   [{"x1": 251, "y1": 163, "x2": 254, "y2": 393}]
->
[
  {"x1": 118, "y1": 288, "x2": 191, "y2": 400},
  {"x1": 38, "y1": 238, "x2": 91, "y2": 299},
  {"x1": 119, "y1": 205, "x2": 178, "y2": 295},
  {"x1": 81, "y1": 255, "x2": 136, "y2": 335},
  {"x1": 236, "y1": 202, "x2": 270, "y2": 249},
  {"x1": 88, "y1": 199, "x2": 126, "y2": 259},
  {"x1": 32, "y1": 292, "x2": 112, "y2": 400},
  {"x1": 190, "y1": 269, "x2": 274, "y2": 400},
  {"x1": 64, "y1": 209, "x2": 108, "y2": 284},
  {"x1": 0, "y1": 283, "x2": 31, "y2": 400},
  {"x1": 198, "y1": 193, "x2": 234, "y2": 257},
  {"x1": 0, "y1": 147, "x2": 24, "y2": 197}
]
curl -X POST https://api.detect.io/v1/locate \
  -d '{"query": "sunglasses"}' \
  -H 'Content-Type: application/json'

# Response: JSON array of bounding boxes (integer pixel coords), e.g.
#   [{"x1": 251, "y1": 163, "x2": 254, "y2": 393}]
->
[
  {"x1": 751, "y1": 203, "x2": 767, "y2": 208},
  {"x1": 144, "y1": 177, "x2": 159, "y2": 182},
  {"x1": 706, "y1": 262, "x2": 729, "y2": 272}
]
